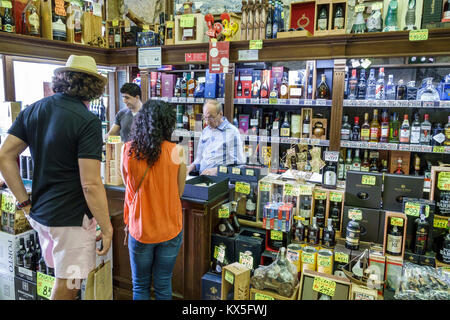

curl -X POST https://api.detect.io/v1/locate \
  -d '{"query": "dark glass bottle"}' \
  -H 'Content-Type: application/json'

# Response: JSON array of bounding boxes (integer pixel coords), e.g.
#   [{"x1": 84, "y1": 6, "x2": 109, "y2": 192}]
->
[
  {"x1": 293, "y1": 219, "x2": 306, "y2": 243},
  {"x1": 316, "y1": 74, "x2": 330, "y2": 99},
  {"x1": 329, "y1": 201, "x2": 341, "y2": 230},
  {"x1": 47, "y1": 267, "x2": 55, "y2": 276},
  {"x1": 345, "y1": 219, "x2": 360, "y2": 250},
  {"x1": 2, "y1": 8, "x2": 15, "y2": 33},
  {"x1": 357, "y1": 69, "x2": 367, "y2": 100},
  {"x1": 414, "y1": 210, "x2": 429, "y2": 255},
  {"x1": 280, "y1": 112, "x2": 291, "y2": 137},
  {"x1": 114, "y1": 27, "x2": 121, "y2": 48},
  {"x1": 23, "y1": 240, "x2": 34, "y2": 270},
  {"x1": 233, "y1": 107, "x2": 239, "y2": 127},
  {"x1": 315, "y1": 199, "x2": 326, "y2": 228},
  {"x1": 322, "y1": 161, "x2": 337, "y2": 189},
  {"x1": 236, "y1": 72, "x2": 243, "y2": 97},
  {"x1": 396, "y1": 80, "x2": 407, "y2": 100},
  {"x1": 211, "y1": 244, "x2": 227, "y2": 274},
  {"x1": 108, "y1": 27, "x2": 115, "y2": 48},
  {"x1": 440, "y1": 230, "x2": 450, "y2": 264},
  {"x1": 386, "y1": 224, "x2": 402, "y2": 256},
  {"x1": 317, "y1": 6, "x2": 328, "y2": 30},
  {"x1": 16, "y1": 238, "x2": 26, "y2": 268},
  {"x1": 216, "y1": 215, "x2": 235, "y2": 237},
  {"x1": 351, "y1": 116, "x2": 361, "y2": 141},
  {"x1": 431, "y1": 123, "x2": 446, "y2": 146},
  {"x1": 322, "y1": 218, "x2": 336, "y2": 248},
  {"x1": 265, "y1": 2, "x2": 273, "y2": 39},
  {"x1": 307, "y1": 217, "x2": 320, "y2": 245},
  {"x1": 341, "y1": 115, "x2": 352, "y2": 140},
  {"x1": 245, "y1": 189, "x2": 257, "y2": 217},
  {"x1": 229, "y1": 201, "x2": 240, "y2": 233}
]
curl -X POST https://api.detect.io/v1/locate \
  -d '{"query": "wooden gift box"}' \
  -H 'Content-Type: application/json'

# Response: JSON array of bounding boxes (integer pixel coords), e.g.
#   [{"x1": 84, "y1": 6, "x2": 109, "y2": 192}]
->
[
  {"x1": 174, "y1": 13, "x2": 207, "y2": 45},
  {"x1": 289, "y1": 1, "x2": 316, "y2": 36},
  {"x1": 250, "y1": 283, "x2": 300, "y2": 300},
  {"x1": 422, "y1": 0, "x2": 444, "y2": 25},
  {"x1": 329, "y1": 0, "x2": 347, "y2": 35},
  {"x1": 81, "y1": 11, "x2": 103, "y2": 46},
  {"x1": 221, "y1": 262, "x2": 251, "y2": 300},
  {"x1": 382, "y1": 211, "x2": 408, "y2": 260},
  {"x1": 314, "y1": 0, "x2": 332, "y2": 36},
  {"x1": 105, "y1": 140, "x2": 123, "y2": 186},
  {"x1": 388, "y1": 151, "x2": 411, "y2": 175},
  {"x1": 300, "y1": 108, "x2": 313, "y2": 138}
]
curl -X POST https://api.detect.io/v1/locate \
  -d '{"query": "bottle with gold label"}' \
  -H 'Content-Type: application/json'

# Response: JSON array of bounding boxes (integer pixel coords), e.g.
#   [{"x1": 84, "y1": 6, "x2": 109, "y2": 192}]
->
[
  {"x1": 345, "y1": 219, "x2": 360, "y2": 250},
  {"x1": 280, "y1": 112, "x2": 291, "y2": 137},
  {"x1": 288, "y1": 73, "x2": 303, "y2": 99},
  {"x1": 280, "y1": 73, "x2": 289, "y2": 99},
  {"x1": 361, "y1": 112, "x2": 371, "y2": 142},
  {"x1": 187, "y1": 72, "x2": 197, "y2": 97},
  {"x1": 369, "y1": 109, "x2": 380, "y2": 142},
  {"x1": 316, "y1": 74, "x2": 330, "y2": 99},
  {"x1": 302, "y1": 112, "x2": 311, "y2": 138},
  {"x1": 291, "y1": 113, "x2": 301, "y2": 138},
  {"x1": 307, "y1": 216, "x2": 320, "y2": 245},
  {"x1": 333, "y1": 4, "x2": 344, "y2": 30},
  {"x1": 386, "y1": 224, "x2": 402, "y2": 256},
  {"x1": 2, "y1": 8, "x2": 15, "y2": 33}
]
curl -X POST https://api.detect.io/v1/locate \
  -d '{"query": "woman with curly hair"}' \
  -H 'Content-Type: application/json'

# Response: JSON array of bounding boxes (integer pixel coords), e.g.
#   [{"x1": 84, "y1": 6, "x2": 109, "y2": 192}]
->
[{"x1": 120, "y1": 100, "x2": 186, "y2": 300}]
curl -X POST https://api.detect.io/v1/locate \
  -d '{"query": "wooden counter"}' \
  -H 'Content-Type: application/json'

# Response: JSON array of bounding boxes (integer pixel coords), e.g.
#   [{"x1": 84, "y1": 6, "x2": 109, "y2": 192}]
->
[{"x1": 105, "y1": 184, "x2": 229, "y2": 300}]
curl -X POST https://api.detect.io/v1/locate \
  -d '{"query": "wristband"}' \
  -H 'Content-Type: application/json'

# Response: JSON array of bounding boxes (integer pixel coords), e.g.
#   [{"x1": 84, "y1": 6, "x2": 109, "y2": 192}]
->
[{"x1": 17, "y1": 198, "x2": 31, "y2": 209}]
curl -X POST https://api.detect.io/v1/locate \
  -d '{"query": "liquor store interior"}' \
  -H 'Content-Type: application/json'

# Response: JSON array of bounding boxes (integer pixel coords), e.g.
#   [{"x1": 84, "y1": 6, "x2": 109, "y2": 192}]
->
[{"x1": 0, "y1": 0, "x2": 449, "y2": 301}]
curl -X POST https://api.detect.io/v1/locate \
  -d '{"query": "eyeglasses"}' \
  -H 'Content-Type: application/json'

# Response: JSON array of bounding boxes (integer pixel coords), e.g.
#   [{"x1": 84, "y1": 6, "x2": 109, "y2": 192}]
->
[{"x1": 202, "y1": 114, "x2": 220, "y2": 121}]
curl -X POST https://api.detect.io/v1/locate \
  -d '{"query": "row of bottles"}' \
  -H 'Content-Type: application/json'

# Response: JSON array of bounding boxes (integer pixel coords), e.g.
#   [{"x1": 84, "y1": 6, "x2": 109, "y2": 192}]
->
[
  {"x1": 292, "y1": 217, "x2": 336, "y2": 248},
  {"x1": 16, "y1": 232, "x2": 54, "y2": 276},
  {"x1": 265, "y1": 0, "x2": 286, "y2": 39},
  {"x1": 345, "y1": 67, "x2": 449, "y2": 101},
  {"x1": 316, "y1": 4, "x2": 345, "y2": 31},
  {"x1": 89, "y1": 98, "x2": 106, "y2": 122},
  {"x1": 341, "y1": 110, "x2": 450, "y2": 146}
]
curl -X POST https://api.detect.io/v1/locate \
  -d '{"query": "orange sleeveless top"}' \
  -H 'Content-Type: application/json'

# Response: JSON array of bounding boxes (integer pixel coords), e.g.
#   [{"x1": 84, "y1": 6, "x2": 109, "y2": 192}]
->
[{"x1": 122, "y1": 141, "x2": 182, "y2": 244}]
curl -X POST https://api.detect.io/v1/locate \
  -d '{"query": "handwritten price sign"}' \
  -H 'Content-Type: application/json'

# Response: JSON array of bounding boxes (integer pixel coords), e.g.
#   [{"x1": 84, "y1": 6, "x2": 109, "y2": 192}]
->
[
  {"x1": 438, "y1": 172, "x2": 450, "y2": 191},
  {"x1": 312, "y1": 276, "x2": 336, "y2": 297},
  {"x1": 409, "y1": 29, "x2": 428, "y2": 41},
  {"x1": 37, "y1": 272, "x2": 55, "y2": 299},
  {"x1": 1, "y1": 192, "x2": 16, "y2": 214},
  {"x1": 235, "y1": 181, "x2": 250, "y2": 195},
  {"x1": 391, "y1": 217, "x2": 404, "y2": 227},
  {"x1": 218, "y1": 207, "x2": 230, "y2": 218},
  {"x1": 361, "y1": 175, "x2": 376, "y2": 186}
]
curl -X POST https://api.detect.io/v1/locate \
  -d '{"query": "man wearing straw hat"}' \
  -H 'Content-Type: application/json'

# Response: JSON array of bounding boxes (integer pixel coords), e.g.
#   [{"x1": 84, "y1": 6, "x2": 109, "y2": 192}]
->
[{"x1": 0, "y1": 55, "x2": 113, "y2": 300}]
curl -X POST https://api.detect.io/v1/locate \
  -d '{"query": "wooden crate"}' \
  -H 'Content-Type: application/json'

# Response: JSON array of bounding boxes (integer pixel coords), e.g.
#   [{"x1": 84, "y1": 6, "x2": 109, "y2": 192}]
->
[
  {"x1": 328, "y1": 0, "x2": 347, "y2": 36},
  {"x1": 82, "y1": 12, "x2": 103, "y2": 46},
  {"x1": 314, "y1": 0, "x2": 332, "y2": 36},
  {"x1": 298, "y1": 269, "x2": 351, "y2": 300},
  {"x1": 250, "y1": 283, "x2": 300, "y2": 300},
  {"x1": 174, "y1": 13, "x2": 207, "y2": 45},
  {"x1": 221, "y1": 262, "x2": 251, "y2": 300},
  {"x1": 429, "y1": 165, "x2": 450, "y2": 202}
]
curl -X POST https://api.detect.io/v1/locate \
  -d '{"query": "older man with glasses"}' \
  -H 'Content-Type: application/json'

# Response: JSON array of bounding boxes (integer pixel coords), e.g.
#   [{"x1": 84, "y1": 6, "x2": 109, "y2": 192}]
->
[{"x1": 187, "y1": 99, "x2": 245, "y2": 176}]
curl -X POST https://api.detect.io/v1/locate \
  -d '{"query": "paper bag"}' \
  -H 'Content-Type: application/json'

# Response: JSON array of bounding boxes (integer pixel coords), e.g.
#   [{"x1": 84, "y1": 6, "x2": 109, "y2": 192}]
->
[{"x1": 84, "y1": 260, "x2": 112, "y2": 300}]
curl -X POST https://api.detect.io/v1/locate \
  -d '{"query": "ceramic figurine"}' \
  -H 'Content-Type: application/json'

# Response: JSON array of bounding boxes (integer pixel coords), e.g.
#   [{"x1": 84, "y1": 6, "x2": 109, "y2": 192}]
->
[
  {"x1": 366, "y1": 6, "x2": 383, "y2": 32},
  {"x1": 383, "y1": 0, "x2": 399, "y2": 32},
  {"x1": 404, "y1": 0, "x2": 417, "y2": 30},
  {"x1": 205, "y1": 13, "x2": 223, "y2": 39},
  {"x1": 221, "y1": 13, "x2": 239, "y2": 41},
  {"x1": 351, "y1": 1, "x2": 367, "y2": 34}
]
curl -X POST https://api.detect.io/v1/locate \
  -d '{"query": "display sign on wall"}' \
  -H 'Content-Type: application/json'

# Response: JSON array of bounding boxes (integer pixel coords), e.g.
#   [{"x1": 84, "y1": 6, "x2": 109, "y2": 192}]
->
[{"x1": 209, "y1": 41, "x2": 229, "y2": 74}]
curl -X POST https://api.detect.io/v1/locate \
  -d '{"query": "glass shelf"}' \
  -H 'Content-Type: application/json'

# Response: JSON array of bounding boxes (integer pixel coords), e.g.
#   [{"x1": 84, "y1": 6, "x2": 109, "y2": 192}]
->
[
  {"x1": 233, "y1": 98, "x2": 332, "y2": 106},
  {"x1": 343, "y1": 99, "x2": 450, "y2": 108},
  {"x1": 340, "y1": 140, "x2": 450, "y2": 154}
]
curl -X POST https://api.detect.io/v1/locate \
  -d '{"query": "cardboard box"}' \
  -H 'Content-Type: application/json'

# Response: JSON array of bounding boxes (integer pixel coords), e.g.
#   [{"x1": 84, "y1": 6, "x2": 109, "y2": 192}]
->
[
  {"x1": 161, "y1": 73, "x2": 176, "y2": 97},
  {"x1": 201, "y1": 272, "x2": 222, "y2": 300},
  {"x1": 0, "y1": 102, "x2": 21, "y2": 134},
  {"x1": 250, "y1": 283, "x2": 299, "y2": 300},
  {"x1": 382, "y1": 174, "x2": 424, "y2": 212},
  {"x1": 1, "y1": 209, "x2": 32, "y2": 235},
  {"x1": 235, "y1": 68, "x2": 253, "y2": 99},
  {"x1": 211, "y1": 233, "x2": 237, "y2": 266},
  {"x1": 0, "y1": 271, "x2": 15, "y2": 300},
  {"x1": 0, "y1": 230, "x2": 35, "y2": 277},
  {"x1": 205, "y1": 70, "x2": 218, "y2": 98},
  {"x1": 221, "y1": 262, "x2": 251, "y2": 300},
  {"x1": 419, "y1": 251, "x2": 436, "y2": 267},
  {"x1": 235, "y1": 230, "x2": 265, "y2": 270},
  {"x1": 385, "y1": 256, "x2": 403, "y2": 292},
  {"x1": 105, "y1": 141, "x2": 123, "y2": 186},
  {"x1": 404, "y1": 250, "x2": 420, "y2": 264},
  {"x1": 344, "y1": 171, "x2": 383, "y2": 209},
  {"x1": 182, "y1": 175, "x2": 229, "y2": 201},
  {"x1": 14, "y1": 276, "x2": 36, "y2": 300},
  {"x1": 343, "y1": 206, "x2": 383, "y2": 243}
]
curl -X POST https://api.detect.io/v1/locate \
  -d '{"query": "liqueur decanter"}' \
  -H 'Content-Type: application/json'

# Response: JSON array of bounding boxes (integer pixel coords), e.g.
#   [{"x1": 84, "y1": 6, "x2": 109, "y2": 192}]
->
[
  {"x1": 404, "y1": 0, "x2": 417, "y2": 30},
  {"x1": 384, "y1": 0, "x2": 399, "y2": 32}
]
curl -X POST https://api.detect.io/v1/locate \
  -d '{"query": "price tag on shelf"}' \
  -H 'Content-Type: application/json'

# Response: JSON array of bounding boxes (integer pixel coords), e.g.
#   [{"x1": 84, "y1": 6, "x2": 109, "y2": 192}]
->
[
  {"x1": 249, "y1": 40, "x2": 263, "y2": 50},
  {"x1": 348, "y1": 208, "x2": 363, "y2": 221},
  {"x1": 138, "y1": 47, "x2": 162, "y2": 69},
  {"x1": 180, "y1": 14, "x2": 195, "y2": 28},
  {"x1": 178, "y1": 97, "x2": 187, "y2": 103},
  {"x1": 218, "y1": 207, "x2": 230, "y2": 218},
  {"x1": 238, "y1": 49, "x2": 259, "y2": 61},
  {"x1": 112, "y1": 19, "x2": 119, "y2": 27},
  {"x1": 290, "y1": 98, "x2": 300, "y2": 105},
  {"x1": 284, "y1": 184, "x2": 298, "y2": 196},
  {"x1": 232, "y1": 167, "x2": 241, "y2": 175},
  {"x1": 314, "y1": 191, "x2": 327, "y2": 200},
  {"x1": 361, "y1": 175, "x2": 376, "y2": 186},
  {"x1": 269, "y1": 98, "x2": 278, "y2": 104},
  {"x1": 409, "y1": 145, "x2": 423, "y2": 152},
  {"x1": 1, "y1": 1, "x2": 12, "y2": 8},
  {"x1": 219, "y1": 165, "x2": 228, "y2": 174},
  {"x1": 316, "y1": 99, "x2": 327, "y2": 106},
  {"x1": 187, "y1": 97, "x2": 195, "y2": 103},
  {"x1": 438, "y1": 172, "x2": 450, "y2": 191},
  {"x1": 278, "y1": 99, "x2": 287, "y2": 105},
  {"x1": 391, "y1": 217, "x2": 404, "y2": 227},
  {"x1": 361, "y1": 59, "x2": 372, "y2": 69},
  {"x1": 259, "y1": 182, "x2": 271, "y2": 193},
  {"x1": 37, "y1": 272, "x2": 55, "y2": 299},
  {"x1": 225, "y1": 270, "x2": 234, "y2": 284},
  {"x1": 299, "y1": 185, "x2": 313, "y2": 195},
  {"x1": 1, "y1": 192, "x2": 15, "y2": 214},
  {"x1": 254, "y1": 293, "x2": 275, "y2": 300},
  {"x1": 310, "y1": 139, "x2": 320, "y2": 146},
  {"x1": 245, "y1": 169, "x2": 255, "y2": 176},
  {"x1": 351, "y1": 59, "x2": 361, "y2": 68},
  {"x1": 324, "y1": 151, "x2": 339, "y2": 162},
  {"x1": 335, "y1": 252, "x2": 349, "y2": 264},
  {"x1": 433, "y1": 146, "x2": 445, "y2": 153},
  {"x1": 235, "y1": 181, "x2": 251, "y2": 195},
  {"x1": 250, "y1": 98, "x2": 260, "y2": 104},
  {"x1": 433, "y1": 217, "x2": 449, "y2": 229},
  {"x1": 355, "y1": 4, "x2": 365, "y2": 12},
  {"x1": 409, "y1": 29, "x2": 429, "y2": 41},
  {"x1": 304, "y1": 99, "x2": 313, "y2": 105},
  {"x1": 368, "y1": 142, "x2": 378, "y2": 149},
  {"x1": 329, "y1": 192, "x2": 343, "y2": 203},
  {"x1": 271, "y1": 230, "x2": 283, "y2": 241},
  {"x1": 313, "y1": 276, "x2": 336, "y2": 297},
  {"x1": 239, "y1": 252, "x2": 254, "y2": 270}
]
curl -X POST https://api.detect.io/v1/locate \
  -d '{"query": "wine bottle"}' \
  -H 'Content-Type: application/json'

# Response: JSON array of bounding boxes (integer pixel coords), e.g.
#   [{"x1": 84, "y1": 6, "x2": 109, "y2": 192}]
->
[
  {"x1": 414, "y1": 209, "x2": 429, "y2": 255},
  {"x1": 386, "y1": 224, "x2": 402, "y2": 256},
  {"x1": 322, "y1": 218, "x2": 336, "y2": 248}
]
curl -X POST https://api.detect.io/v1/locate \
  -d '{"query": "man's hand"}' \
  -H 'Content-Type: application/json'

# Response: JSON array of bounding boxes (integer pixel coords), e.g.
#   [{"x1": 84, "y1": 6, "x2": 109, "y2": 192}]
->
[
  {"x1": 201, "y1": 167, "x2": 218, "y2": 176},
  {"x1": 21, "y1": 204, "x2": 31, "y2": 216},
  {"x1": 96, "y1": 229, "x2": 113, "y2": 256},
  {"x1": 187, "y1": 163, "x2": 196, "y2": 174}
]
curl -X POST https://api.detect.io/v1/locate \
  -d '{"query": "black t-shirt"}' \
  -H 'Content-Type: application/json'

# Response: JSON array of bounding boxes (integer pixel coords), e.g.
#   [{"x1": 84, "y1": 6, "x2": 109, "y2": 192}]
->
[{"x1": 8, "y1": 93, "x2": 102, "y2": 227}]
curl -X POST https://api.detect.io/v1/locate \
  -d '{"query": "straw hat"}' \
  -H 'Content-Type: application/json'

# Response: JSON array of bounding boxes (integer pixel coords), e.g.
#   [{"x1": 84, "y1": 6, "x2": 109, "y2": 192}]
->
[{"x1": 54, "y1": 55, "x2": 107, "y2": 84}]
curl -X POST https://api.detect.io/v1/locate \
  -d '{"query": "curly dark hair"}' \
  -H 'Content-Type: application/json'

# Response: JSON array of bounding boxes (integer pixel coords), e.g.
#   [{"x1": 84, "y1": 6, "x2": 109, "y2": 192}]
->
[
  {"x1": 120, "y1": 82, "x2": 141, "y2": 98},
  {"x1": 128, "y1": 100, "x2": 176, "y2": 167},
  {"x1": 52, "y1": 71, "x2": 105, "y2": 101}
]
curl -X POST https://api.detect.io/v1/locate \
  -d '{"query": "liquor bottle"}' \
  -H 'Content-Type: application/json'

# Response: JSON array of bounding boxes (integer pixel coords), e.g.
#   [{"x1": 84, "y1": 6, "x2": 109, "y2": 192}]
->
[
  {"x1": 322, "y1": 218, "x2": 336, "y2": 247},
  {"x1": 369, "y1": 157, "x2": 379, "y2": 172},
  {"x1": 272, "y1": 111, "x2": 280, "y2": 133},
  {"x1": 337, "y1": 150, "x2": 345, "y2": 181},
  {"x1": 29, "y1": 235, "x2": 38, "y2": 272},
  {"x1": 280, "y1": 112, "x2": 290, "y2": 137},
  {"x1": 369, "y1": 109, "x2": 380, "y2": 142},
  {"x1": 236, "y1": 72, "x2": 243, "y2": 97},
  {"x1": 16, "y1": 238, "x2": 26, "y2": 268},
  {"x1": 316, "y1": 74, "x2": 330, "y2": 99},
  {"x1": 306, "y1": 67, "x2": 314, "y2": 99},
  {"x1": 260, "y1": 77, "x2": 269, "y2": 99},
  {"x1": 386, "y1": 224, "x2": 403, "y2": 256},
  {"x1": 180, "y1": 73, "x2": 188, "y2": 97},
  {"x1": 399, "y1": 114, "x2": 410, "y2": 144},
  {"x1": 361, "y1": 150, "x2": 370, "y2": 172},
  {"x1": 340, "y1": 115, "x2": 351, "y2": 140},
  {"x1": 322, "y1": 161, "x2": 337, "y2": 189},
  {"x1": 329, "y1": 201, "x2": 341, "y2": 230},
  {"x1": 413, "y1": 154, "x2": 421, "y2": 176},
  {"x1": 293, "y1": 219, "x2": 306, "y2": 243},
  {"x1": 351, "y1": 149, "x2": 361, "y2": 171},
  {"x1": 288, "y1": 73, "x2": 303, "y2": 99},
  {"x1": 407, "y1": 80, "x2": 418, "y2": 100},
  {"x1": 300, "y1": 196, "x2": 312, "y2": 226},
  {"x1": 385, "y1": 74, "x2": 396, "y2": 100},
  {"x1": 344, "y1": 148, "x2": 352, "y2": 176},
  {"x1": 245, "y1": 190, "x2": 257, "y2": 216},
  {"x1": 389, "y1": 112, "x2": 400, "y2": 143},
  {"x1": 375, "y1": 67, "x2": 385, "y2": 100},
  {"x1": 23, "y1": 240, "x2": 34, "y2": 270},
  {"x1": 394, "y1": 158, "x2": 404, "y2": 174},
  {"x1": 366, "y1": 68, "x2": 377, "y2": 99},
  {"x1": 431, "y1": 123, "x2": 446, "y2": 146},
  {"x1": 348, "y1": 69, "x2": 358, "y2": 99},
  {"x1": 380, "y1": 110, "x2": 390, "y2": 143},
  {"x1": 52, "y1": 0, "x2": 67, "y2": 41},
  {"x1": 114, "y1": 27, "x2": 121, "y2": 48},
  {"x1": 272, "y1": 1, "x2": 279, "y2": 38},
  {"x1": 174, "y1": 77, "x2": 181, "y2": 97},
  {"x1": 333, "y1": 4, "x2": 345, "y2": 30},
  {"x1": 183, "y1": 108, "x2": 190, "y2": 130},
  {"x1": 315, "y1": 199, "x2": 326, "y2": 228},
  {"x1": 414, "y1": 209, "x2": 429, "y2": 255},
  {"x1": 250, "y1": 110, "x2": 260, "y2": 135},
  {"x1": 380, "y1": 159, "x2": 389, "y2": 173},
  {"x1": 345, "y1": 219, "x2": 360, "y2": 250},
  {"x1": 351, "y1": 116, "x2": 361, "y2": 141},
  {"x1": 396, "y1": 79, "x2": 407, "y2": 100},
  {"x1": 265, "y1": 1, "x2": 273, "y2": 39},
  {"x1": 410, "y1": 113, "x2": 421, "y2": 144},
  {"x1": 290, "y1": 113, "x2": 301, "y2": 138},
  {"x1": 445, "y1": 115, "x2": 450, "y2": 146},
  {"x1": 187, "y1": 72, "x2": 197, "y2": 97},
  {"x1": 233, "y1": 107, "x2": 239, "y2": 127},
  {"x1": 270, "y1": 78, "x2": 279, "y2": 98},
  {"x1": 301, "y1": 112, "x2": 310, "y2": 138},
  {"x1": 357, "y1": 69, "x2": 367, "y2": 100},
  {"x1": 439, "y1": 230, "x2": 450, "y2": 264},
  {"x1": 361, "y1": 113, "x2": 371, "y2": 142},
  {"x1": 280, "y1": 73, "x2": 289, "y2": 99},
  {"x1": 419, "y1": 114, "x2": 432, "y2": 145},
  {"x1": 2, "y1": 8, "x2": 15, "y2": 33},
  {"x1": 317, "y1": 5, "x2": 328, "y2": 31},
  {"x1": 156, "y1": 73, "x2": 161, "y2": 97},
  {"x1": 211, "y1": 244, "x2": 227, "y2": 274},
  {"x1": 308, "y1": 217, "x2": 320, "y2": 245},
  {"x1": 23, "y1": 0, "x2": 40, "y2": 36},
  {"x1": 344, "y1": 67, "x2": 349, "y2": 99},
  {"x1": 216, "y1": 212, "x2": 235, "y2": 237},
  {"x1": 108, "y1": 27, "x2": 115, "y2": 48}
]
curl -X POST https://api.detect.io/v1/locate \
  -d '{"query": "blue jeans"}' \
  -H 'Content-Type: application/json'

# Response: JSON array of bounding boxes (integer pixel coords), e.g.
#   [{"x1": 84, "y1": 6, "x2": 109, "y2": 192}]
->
[{"x1": 128, "y1": 231, "x2": 183, "y2": 300}]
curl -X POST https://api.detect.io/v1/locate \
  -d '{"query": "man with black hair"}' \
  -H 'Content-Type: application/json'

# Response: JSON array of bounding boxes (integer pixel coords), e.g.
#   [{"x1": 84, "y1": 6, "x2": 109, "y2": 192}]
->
[{"x1": 107, "y1": 82, "x2": 143, "y2": 142}]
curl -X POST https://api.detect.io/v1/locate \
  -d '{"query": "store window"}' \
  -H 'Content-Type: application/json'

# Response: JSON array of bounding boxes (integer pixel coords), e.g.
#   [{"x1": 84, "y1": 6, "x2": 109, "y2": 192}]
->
[{"x1": 13, "y1": 60, "x2": 61, "y2": 107}]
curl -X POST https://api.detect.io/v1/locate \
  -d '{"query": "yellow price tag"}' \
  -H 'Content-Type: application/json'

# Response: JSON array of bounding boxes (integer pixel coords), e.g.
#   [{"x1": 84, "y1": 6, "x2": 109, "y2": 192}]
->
[
  {"x1": 391, "y1": 217, "x2": 404, "y2": 227},
  {"x1": 302, "y1": 252, "x2": 315, "y2": 264},
  {"x1": 433, "y1": 146, "x2": 445, "y2": 153},
  {"x1": 1, "y1": 192, "x2": 16, "y2": 214},
  {"x1": 142, "y1": 24, "x2": 150, "y2": 31},
  {"x1": 314, "y1": 192, "x2": 327, "y2": 200},
  {"x1": 271, "y1": 230, "x2": 283, "y2": 241},
  {"x1": 409, "y1": 29, "x2": 429, "y2": 41},
  {"x1": 166, "y1": 21, "x2": 174, "y2": 28},
  {"x1": 433, "y1": 218, "x2": 449, "y2": 229},
  {"x1": 329, "y1": 192, "x2": 343, "y2": 203},
  {"x1": 299, "y1": 185, "x2": 313, "y2": 195},
  {"x1": 269, "y1": 98, "x2": 278, "y2": 104},
  {"x1": 361, "y1": 175, "x2": 376, "y2": 186},
  {"x1": 107, "y1": 135, "x2": 121, "y2": 143},
  {"x1": 1, "y1": 1, "x2": 12, "y2": 8},
  {"x1": 284, "y1": 184, "x2": 295, "y2": 196},
  {"x1": 355, "y1": 4, "x2": 365, "y2": 12},
  {"x1": 235, "y1": 181, "x2": 251, "y2": 195},
  {"x1": 112, "y1": 20, "x2": 119, "y2": 27},
  {"x1": 438, "y1": 172, "x2": 450, "y2": 191},
  {"x1": 232, "y1": 167, "x2": 241, "y2": 175},
  {"x1": 313, "y1": 276, "x2": 336, "y2": 297},
  {"x1": 249, "y1": 40, "x2": 263, "y2": 50},
  {"x1": 218, "y1": 207, "x2": 230, "y2": 218},
  {"x1": 317, "y1": 255, "x2": 332, "y2": 267},
  {"x1": 37, "y1": 272, "x2": 55, "y2": 299},
  {"x1": 180, "y1": 14, "x2": 195, "y2": 28},
  {"x1": 245, "y1": 169, "x2": 255, "y2": 176},
  {"x1": 334, "y1": 252, "x2": 349, "y2": 264},
  {"x1": 239, "y1": 252, "x2": 254, "y2": 270},
  {"x1": 225, "y1": 270, "x2": 234, "y2": 284},
  {"x1": 348, "y1": 209, "x2": 362, "y2": 221},
  {"x1": 259, "y1": 182, "x2": 271, "y2": 192},
  {"x1": 219, "y1": 165, "x2": 228, "y2": 173},
  {"x1": 254, "y1": 292, "x2": 275, "y2": 300}
]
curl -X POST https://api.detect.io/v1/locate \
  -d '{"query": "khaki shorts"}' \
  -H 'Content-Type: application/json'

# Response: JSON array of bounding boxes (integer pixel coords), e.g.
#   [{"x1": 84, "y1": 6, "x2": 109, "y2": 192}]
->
[{"x1": 26, "y1": 214, "x2": 97, "y2": 279}]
